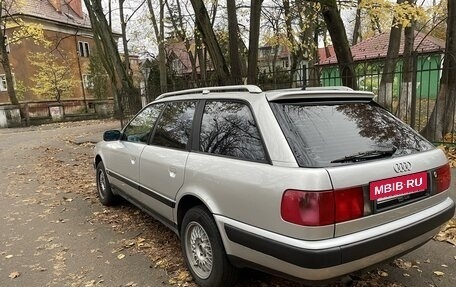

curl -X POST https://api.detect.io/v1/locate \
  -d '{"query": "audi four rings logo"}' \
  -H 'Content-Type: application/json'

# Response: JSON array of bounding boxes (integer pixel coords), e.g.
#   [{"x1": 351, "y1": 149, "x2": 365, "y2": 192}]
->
[{"x1": 393, "y1": 162, "x2": 412, "y2": 173}]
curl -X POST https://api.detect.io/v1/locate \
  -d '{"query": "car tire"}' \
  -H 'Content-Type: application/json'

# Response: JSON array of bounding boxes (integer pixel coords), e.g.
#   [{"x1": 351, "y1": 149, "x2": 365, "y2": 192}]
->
[
  {"x1": 96, "y1": 161, "x2": 118, "y2": 206},
  {"x1": 181, "y1": 206, "x2": 238, "y2": 287}
]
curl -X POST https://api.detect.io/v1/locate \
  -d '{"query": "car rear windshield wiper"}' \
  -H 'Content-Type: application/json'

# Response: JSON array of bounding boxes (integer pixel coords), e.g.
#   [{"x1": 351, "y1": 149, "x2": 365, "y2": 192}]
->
[{"x1": 330, "y1": 148, "x2": 397, "y2": 164}]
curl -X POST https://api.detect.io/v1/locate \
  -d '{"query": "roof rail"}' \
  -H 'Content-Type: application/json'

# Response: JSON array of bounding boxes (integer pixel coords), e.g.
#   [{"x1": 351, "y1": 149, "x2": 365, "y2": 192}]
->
[
  {"x1": 156, "y1": 85, "x2": 263, "y2": 100},
  {"x1": 302, "y1": 86, "x2": 353, "y2": 91}
]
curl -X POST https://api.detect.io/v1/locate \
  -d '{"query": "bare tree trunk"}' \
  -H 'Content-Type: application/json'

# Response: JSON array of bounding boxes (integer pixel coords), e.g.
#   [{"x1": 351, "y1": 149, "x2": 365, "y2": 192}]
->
[
  {"x1": 190, "y1": 0, "x2": 230, "y2": 85},
  {"x1": 227, "y1": 0, "x2": 243, "y2": 84},
  {"x1": 0, "y1": 2, "x2": 20, "y2": 107},
  {"x1": 165, "y1": 0, "x2": 198, "y2": 83},
  {"x1": 308, "y1": 29, "x2": 321, "y2": 87},
  {"x1": 272, "y1": 45, "x2": 279, "y2": 87},
  {"x1": 421, "y1": 0, "x2": 456, "y2": 141},
  {"x1": 119, "y1": 0, "x2": 130, "y2": 76},
  {"x1": 284, "y1": 0, "x2": 301, "y2": 87},
  {"x1": 378, "y1": 0, "x2": 405, "y2": 108},
  {"x1": 352, "y1": 0, "x2": 362, "y2": 45},
  {"x1": 0, "y1": 33, "x2": 19, "y2": 106},
  {"x1": 321, "y1": 0, "x2": 357, "y2": 89},
  {"x1": 397, "y1": 23, "x2": 415, "y2": 121},
  {"x1": 84, "y1": 0, "x2": 140, "y2": 126},
  {"x1": 296, "y1": 1, "x2": 319, "y2": 87},
  {"x1": 147, "y1": 0, "x2": 167, "y2": 93},
  {"x1": 195, "y1": 32, "x2": 207, "y2": 84},
  {"x1": 247, "y1": 0, "x2": 263, "y2": 85}
]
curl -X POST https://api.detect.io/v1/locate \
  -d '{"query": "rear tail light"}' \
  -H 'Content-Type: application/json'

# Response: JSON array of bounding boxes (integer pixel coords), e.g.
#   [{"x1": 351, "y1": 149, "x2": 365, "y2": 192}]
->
[
  {"x1": 281, "y1": 187, "x2": 364, "y2": 226},
  {"x1": 280, "y1": 190, "x2": 334, "y2": 226},
  {"x1": 435, "y1": 163, "x2": 451, "y2": 193},
  {"x1": 334, "y1": 187, "x2": 364, "y2": 223}
]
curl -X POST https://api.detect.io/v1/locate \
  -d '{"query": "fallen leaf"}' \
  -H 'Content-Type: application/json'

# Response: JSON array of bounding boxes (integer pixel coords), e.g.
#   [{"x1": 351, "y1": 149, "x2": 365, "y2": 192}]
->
[
  {"x1": 434, "y1": 219, "x2": 456, "y2": 246},
  {"x1": 176, "y1": 270, "x2": 191, "y2": 282},
  {"x1": 9, "y1": 271, "x2": 20, "y2": 279},
  {"x1": 117, "y1": 254, "x2": 125, "y2": 260},
  {"x1": 63, "y1": 197, "x2": 73, "y2": 202},
  {"x1": 111, "y1": 247, "x2": 124, "y2": 253},
  {"x1": 378, "y1": 270, "x2": 389, "y2": 277},
  {"x1": 394, "y1": 258, "x2": 413, "y2": 269},
  {"x1": 5, "y1": 255, "x2": 13, "y2": 259},
  {"x1": 403, "y1": 273, "x2": 410, "y2": 277},
  {"x1": 442, "y1": 264, "x2": 448, "y2": 268},
  {"x1": 433, "y1": 271, "x2": 445, "y2": 276}
]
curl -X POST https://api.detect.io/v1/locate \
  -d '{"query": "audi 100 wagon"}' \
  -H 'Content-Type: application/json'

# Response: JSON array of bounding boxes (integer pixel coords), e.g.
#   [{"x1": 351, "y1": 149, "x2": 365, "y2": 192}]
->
[{"x1": 93, "y1": 85, "x2": 455, "y2": 287}]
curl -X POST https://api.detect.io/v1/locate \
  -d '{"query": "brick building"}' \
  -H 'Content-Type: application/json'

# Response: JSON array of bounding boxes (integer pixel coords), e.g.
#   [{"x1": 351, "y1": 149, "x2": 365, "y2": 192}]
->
[{"x1": 0, "y1": 0, "x2": 98, "y2": 104}]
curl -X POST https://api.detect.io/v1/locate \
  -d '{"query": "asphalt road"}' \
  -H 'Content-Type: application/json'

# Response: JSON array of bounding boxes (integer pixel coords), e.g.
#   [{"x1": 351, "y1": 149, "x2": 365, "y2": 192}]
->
[
  {"x1": 0, "y1": 120, "x2": 455, "y2": 287},
  {"x1": 0, "y1": 121, "x2": 169, "y2": 287}
]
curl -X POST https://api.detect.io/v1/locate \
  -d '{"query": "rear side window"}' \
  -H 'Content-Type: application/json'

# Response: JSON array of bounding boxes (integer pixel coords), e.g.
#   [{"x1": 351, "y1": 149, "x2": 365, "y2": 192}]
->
[
  {"x1": 151, "y1": 101, "x2": 196, "y2": 150},
  {"x1": 199, "y1": 101, "x2": 267, "y2": 162},
  {"x1": 270, "y1": 101, "x2": 434, "y2": 167}
]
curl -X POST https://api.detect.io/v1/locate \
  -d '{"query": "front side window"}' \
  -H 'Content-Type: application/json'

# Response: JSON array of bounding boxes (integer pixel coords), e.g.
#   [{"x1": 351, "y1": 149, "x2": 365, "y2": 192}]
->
[
  {"x1": 199, "y1": 101, "x2": 267, "y2": 162},
  {"x1": 151, "y1": 101, "x2": 196, "y2": 150},
  {"x1": 122, "y1": 103, "x2": 164, "y2": 144}
]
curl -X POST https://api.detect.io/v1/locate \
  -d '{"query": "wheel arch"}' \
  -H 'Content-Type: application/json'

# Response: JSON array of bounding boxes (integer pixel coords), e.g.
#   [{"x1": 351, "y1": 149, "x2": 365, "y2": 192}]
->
[
  {"x1": 94, "y1": 154, "x2": 103, "y2": 167},
  {"x1": 176, "y1": 194, "x2": 210, "y2": 233}
]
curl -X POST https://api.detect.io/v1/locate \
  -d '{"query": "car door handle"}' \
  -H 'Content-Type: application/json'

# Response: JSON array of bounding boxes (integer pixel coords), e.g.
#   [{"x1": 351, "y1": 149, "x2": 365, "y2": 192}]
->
[
  {"x1": 130, "y1": 156, "x2": 136, "y2": 165},
  {"x1": 169, "y1": 168, "x2": 177, "y2": 178}
]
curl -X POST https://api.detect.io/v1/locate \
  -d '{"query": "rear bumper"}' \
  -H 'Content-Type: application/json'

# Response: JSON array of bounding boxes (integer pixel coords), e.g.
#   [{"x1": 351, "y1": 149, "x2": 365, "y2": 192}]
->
[{"x1": 218, "y1": 197, "x2": 455, "y2": 281}]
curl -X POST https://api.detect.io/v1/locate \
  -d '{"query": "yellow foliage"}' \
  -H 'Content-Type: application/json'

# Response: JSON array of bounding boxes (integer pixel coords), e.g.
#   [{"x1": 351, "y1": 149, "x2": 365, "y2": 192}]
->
[
  {"x1": 29, "y1": 52, "x2": 78, "y2": 101},
  {"x1": 263, "y1": 33, "x2": 292, "y2": 50},
  {"x1": 360, "y1": 0, "x2": 429, "y2": 30},
  {"x1": 6, "y1": 19, "x2": 51, "y2": 47}
]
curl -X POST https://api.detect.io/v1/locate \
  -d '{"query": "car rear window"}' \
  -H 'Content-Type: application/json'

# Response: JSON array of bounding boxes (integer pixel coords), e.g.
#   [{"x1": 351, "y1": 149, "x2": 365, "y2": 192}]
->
[{"x1": 270, "y1": 100, "x2": 434, "y2": 167}]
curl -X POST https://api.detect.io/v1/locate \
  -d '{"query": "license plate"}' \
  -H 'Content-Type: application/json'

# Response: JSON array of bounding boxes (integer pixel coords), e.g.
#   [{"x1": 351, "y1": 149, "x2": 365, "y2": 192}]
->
[{"x1": 370, "y1": 172, "x2": 428, "y2": 201}]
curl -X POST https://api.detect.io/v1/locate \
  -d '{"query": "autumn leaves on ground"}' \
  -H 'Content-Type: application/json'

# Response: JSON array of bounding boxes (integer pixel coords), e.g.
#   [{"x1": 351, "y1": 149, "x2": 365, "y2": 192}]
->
[{"x1": 3, "y1": 120, "x2": 456, "y2": 287}]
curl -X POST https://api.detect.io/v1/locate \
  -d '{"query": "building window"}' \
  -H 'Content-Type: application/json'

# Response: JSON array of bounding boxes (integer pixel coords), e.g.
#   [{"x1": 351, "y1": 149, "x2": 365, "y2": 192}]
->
[
  {"x1": 82, "y1": 74, "x2": 93, "y2": 89},
  {"x1": 0, "y1": 74, "x2": 16, "y2": 91},
  {"x1": 172, "y1": 59, "x2": 183, "y2": 74},
  {"x1": 78, "y1": 41, "x2": 90, "y2": 57},
  {"x1": 4, "y1": 36, "x2": 10, "y2": 53},
  {"x1": 0, "y1": 75, "x2": 7, "y2": 91}
]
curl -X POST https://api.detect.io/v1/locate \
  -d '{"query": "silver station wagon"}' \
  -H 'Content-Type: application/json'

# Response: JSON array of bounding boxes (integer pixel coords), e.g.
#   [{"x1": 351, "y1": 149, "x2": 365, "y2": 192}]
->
[{"x1": 94, "y1": 85, "x2": 455, "y2": 287}]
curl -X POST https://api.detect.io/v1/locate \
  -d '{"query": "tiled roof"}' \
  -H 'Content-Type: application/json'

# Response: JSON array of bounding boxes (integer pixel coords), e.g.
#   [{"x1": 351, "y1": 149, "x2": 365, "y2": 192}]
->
[
  {"x1": 9, "y1": 0, "x2": 91, "y2": 29},
  {"x1": 258, "y1": 45, "x2": 292, "y2": 61},
  {"x1": 318, "y1": 46, "x2": 335, "y2": 62},
  {"x1": 167, "y1": 41, "x2": 192, "y2": 74},
  {"x1": 319, "y1": 31, "x2": 445, "y2": 65}
]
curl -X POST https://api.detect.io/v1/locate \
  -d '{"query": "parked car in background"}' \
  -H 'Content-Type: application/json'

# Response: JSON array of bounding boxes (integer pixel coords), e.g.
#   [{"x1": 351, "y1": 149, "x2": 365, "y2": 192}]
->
[{"x1": 94, "y1": 85, "x2": 454, "y2": 287}]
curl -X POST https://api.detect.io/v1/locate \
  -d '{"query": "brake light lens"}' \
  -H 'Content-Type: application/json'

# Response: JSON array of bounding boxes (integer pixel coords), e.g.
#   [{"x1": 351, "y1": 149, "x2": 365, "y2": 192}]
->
[
  {"x1": 334, "y1": 187, "x2": 364, "y2": 223},
  {"x1": 436, "y1": 163, "x2": 451, "y2": 193},
  {"x1": 281, "y1": 187, "x2": 364, "y2": 226}
]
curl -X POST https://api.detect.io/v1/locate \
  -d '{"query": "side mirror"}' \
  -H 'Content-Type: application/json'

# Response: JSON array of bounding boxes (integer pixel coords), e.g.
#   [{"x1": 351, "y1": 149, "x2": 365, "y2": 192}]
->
[{"x1": 103, "y1": 130, "x2": 121, "y2": 141}]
